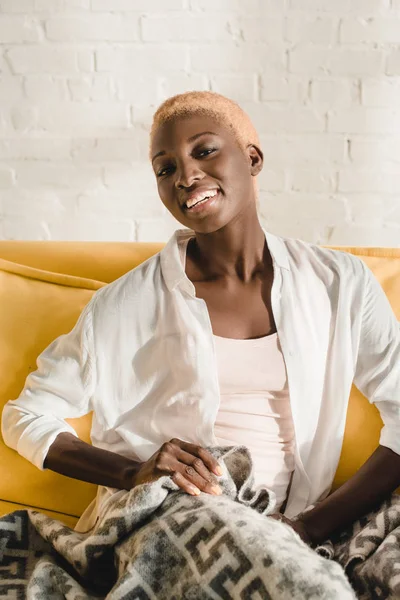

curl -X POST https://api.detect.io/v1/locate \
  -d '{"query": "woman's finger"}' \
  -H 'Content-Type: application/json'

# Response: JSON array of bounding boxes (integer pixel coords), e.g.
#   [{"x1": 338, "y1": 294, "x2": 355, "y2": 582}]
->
[
  {"x1": 170, "y1": 470, "x2": 201, "y2": 496},
  {"x1": 172, "y1": 439, "x2": 223, "y2": 476}
]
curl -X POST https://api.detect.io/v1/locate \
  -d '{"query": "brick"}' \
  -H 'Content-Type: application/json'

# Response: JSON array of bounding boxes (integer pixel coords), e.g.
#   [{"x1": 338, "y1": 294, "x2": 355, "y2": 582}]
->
[
  {"x1": 340, "y1": 18, "x2": 400, "y2": 44},
  {"x1": 235, "y1": 17, "x2": 284, "y2": 43},
  {"x1": 7, "y1": 46, "x2": 78, "y2": 74},
  {"x1": 114, "y1": 76, "x2": 160, "y2": 104},
  {"x1": 289, "y1": 168, "x2": 337, "y2": 192},
  {"x1": 91, "y1": 0, "x2": 184, "y2": 9},
  {"x1": 260, "y1": 75, "x2": 308, "y2": 103},
  {"x1": 290, "y1": 46, "x2": 385, "y2": 76},
  {"x1": 310, "y1": 79, "x2": 358, "y2": 107},
  {"x1": 0, "y1": 166, "x2": 14, "y2": 188},
  {"x1": 96, "y1": 46, "x2": 187, "y2": 74},
  {"x1": 68, "y1": 75, "x2": 114, "y2": 102},
  {"x1": 46, "y1": 15, "x2": 139, "y2": 42},
  {"x1": 158, "y1": 74, "x2": 209, "y2": 101},
  {"x1": 341, "y1": 193, "x2": 398, "y2": 225},
  {"x1": 0, "y1": 75, "x2": 24, "y2": 102},
  {"x1": 261, "y1": 192, "x2": 346, "y2": 221},
  {"x1": 257, "y1": 168, "x2": 286, "y2": 192},
  {"x1": 71, "y1": 134, "x2": 148, "y2": 162},
  {"x1": 136, "y1": 215, "x2": 180, "y2": 243},
  {"x1": 339, "y1": 169, "x2": 400, "y2": 193},
  {"x1": 289, "y1": 45, "x2": 329, "y2": 75},
  {"x1": 210, "y1": 75, "x2": 257, "y2": 103},
  {"x1": 362, "y1": 78, "x2": 400, "y2": 107},
  {"x1": 2, "y1": 189, "x2": 70, "y2": 217},
  {"x1": 247, "y1": 105, "x2": 325, "y2": 134},
  {"x1": 0, "y1": 138, "x2": 71, "y2": 160},
  {"x1": 289, "y1": 0, "x2": 389, "y2": 12},
  {"x1": 23, "y1": 75, "x2": 69, "y2": 102},
  {"x1": 131, "y1": 104, "x2": 158, "y2": 127},
  {"x1": 3, "y1": 216, "x2": 49, "y2": 240},
  {"x1": 77, "y1": 50, "x2": 94, "y2": 72},
  {"x1": 190, "y1": 0, "x2": 284, "y2": 11},
  {"x1": 191, "y1": 44, "x2": 285, "y2": 73},
  {"x1": 285, "y1": 16, "x2": 338, "y2": 43},
  {"x1": 0, "y1": 49, "x2": 11, "y2": 75},
  {"x1": 0, "y1": 16, "x2": 42, "y2": 43},
  {"x1": 15, "y1": 162, "x2": 102, "y2": 189},
  {"x1": 349, "y1": 137, "x2": 400, "y2": 164},
  {"x1": 260, "y1": 135, "x2": 346, "y2": 165},
  {"x1": 259, "y1": 212, "x2": 334, "y2": 244},
  {"x1": 328, "y1": 108, "x2": 400, "y2": 134},
  {"x1": 37, "y1": 103, "x2": 130, "y2": 134},
  {"x1": 141, "y1": 15, "x2": 237, "y2": 42},
  {"x1": 35, "y1": 0, "x2": 90, "y2": 9},
  {"x1": 0, "y1": 0, "x2": 34, "y2": 12},
  {"x1": 103, "y1": 163, "x2": 157, "y2": 194},
  {"x1": 10, "y1": 105, "x2": 39, "y2": 132},
  {"x1": 326, "y1": 224, "x2": 400, "y2": 247},
  {"x1": 77, "y1": 190, "x2": 165, "y2": 218},
  {"x1": 47, "y1": 214, "x2": 135, "y2": 241},
  {"x1": 387, "y1": 50, "x2": 400, "y2": 76}
]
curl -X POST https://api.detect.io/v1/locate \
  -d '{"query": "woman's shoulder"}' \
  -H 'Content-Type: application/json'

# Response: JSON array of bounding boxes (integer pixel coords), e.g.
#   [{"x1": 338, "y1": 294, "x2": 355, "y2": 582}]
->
[
  {"x1": 89, "y1": 250, "x2": 163, "y2": 311},
  {"x1": 281, "y1": 234, "x2": 365, "y2": 275},
  {"x1": 271, "y1": 234, "x2": 367, "y2": 300}
]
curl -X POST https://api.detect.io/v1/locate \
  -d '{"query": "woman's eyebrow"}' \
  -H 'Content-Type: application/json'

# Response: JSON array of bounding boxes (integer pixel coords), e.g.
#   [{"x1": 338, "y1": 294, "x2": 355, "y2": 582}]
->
[
  {"x1": 187, "y1": 131, "x2": 218, "y2": 143},
  {"x1": 152, "y1": 131, "x2": 218, "y2": 163}
]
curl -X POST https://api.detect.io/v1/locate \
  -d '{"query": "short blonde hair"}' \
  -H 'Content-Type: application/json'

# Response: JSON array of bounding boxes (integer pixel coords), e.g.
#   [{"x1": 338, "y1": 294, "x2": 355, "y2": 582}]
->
[{"x1": 149, "y1": 90, "x2": 261, "y2": 203}]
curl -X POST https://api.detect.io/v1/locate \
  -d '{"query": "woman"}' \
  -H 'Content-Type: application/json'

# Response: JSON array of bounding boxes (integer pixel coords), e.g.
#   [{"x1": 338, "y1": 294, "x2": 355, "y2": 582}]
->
[{"x1": 2, "y1": 91, "x2": 400, "y2": 551}]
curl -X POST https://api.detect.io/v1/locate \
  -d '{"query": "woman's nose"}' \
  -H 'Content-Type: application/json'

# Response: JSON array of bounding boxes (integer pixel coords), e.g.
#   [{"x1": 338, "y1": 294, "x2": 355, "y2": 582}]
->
[{"x1": 175, "y1": 160, "x2": 203, "y2": 189}]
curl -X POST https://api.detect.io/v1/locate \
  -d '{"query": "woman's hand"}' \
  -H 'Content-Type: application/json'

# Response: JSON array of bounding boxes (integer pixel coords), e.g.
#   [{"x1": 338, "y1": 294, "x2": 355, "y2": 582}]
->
[
  {"x1": 269, "y1": 513, "x2": 313, "y2": 546},
  {"x1": 130, "y1": 438, "x2": 223, "y2": 496}
]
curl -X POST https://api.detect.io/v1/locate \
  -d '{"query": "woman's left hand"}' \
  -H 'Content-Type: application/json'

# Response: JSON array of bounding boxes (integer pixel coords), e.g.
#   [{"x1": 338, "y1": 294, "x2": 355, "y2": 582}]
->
[{"x1": 269, "y1": 513, "x2": 313, "y2": 547}]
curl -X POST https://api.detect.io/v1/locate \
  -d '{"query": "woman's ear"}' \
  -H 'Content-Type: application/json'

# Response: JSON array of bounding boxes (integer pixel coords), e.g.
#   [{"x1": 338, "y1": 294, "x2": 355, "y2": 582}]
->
[{"x1": 248, "y1": 144, "x2": 263, "y2": 177}]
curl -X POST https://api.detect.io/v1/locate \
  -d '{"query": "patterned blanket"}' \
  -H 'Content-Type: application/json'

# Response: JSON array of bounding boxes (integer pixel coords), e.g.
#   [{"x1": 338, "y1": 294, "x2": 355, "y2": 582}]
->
[{"x1": 0, "y1": 445, "x2": 399, "y2": 599}]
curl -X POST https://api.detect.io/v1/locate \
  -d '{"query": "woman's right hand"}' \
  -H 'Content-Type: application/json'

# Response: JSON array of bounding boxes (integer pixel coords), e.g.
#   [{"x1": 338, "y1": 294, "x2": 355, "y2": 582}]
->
[{"x1": 131, "y1": 438, "x2": 223, "y2": 496}]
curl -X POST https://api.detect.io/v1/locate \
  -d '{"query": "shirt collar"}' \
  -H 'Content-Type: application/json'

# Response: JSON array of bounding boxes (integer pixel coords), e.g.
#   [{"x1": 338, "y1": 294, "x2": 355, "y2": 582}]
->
[{"x1": 160, "y1": 227, "x2": 290, "y2": 295}]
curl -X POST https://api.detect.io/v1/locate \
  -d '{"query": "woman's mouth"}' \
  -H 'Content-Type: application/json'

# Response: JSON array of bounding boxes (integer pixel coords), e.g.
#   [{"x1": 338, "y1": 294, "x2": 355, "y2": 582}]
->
[{"x1": 183, "y1": 190, "x2": 221, "y2": 214}]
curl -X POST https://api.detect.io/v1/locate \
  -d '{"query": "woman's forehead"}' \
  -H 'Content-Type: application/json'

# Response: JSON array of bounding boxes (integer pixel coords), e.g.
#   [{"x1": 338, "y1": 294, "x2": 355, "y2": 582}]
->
[{"x1": 151, "y1": 114, "x2": 233, "y2": 153}]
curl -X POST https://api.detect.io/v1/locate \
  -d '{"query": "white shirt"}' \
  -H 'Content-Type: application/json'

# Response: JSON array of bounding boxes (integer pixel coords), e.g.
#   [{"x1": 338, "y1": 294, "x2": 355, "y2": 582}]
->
[{"x1": 2, "y1": 227, "x2": 400, "y2": 524}]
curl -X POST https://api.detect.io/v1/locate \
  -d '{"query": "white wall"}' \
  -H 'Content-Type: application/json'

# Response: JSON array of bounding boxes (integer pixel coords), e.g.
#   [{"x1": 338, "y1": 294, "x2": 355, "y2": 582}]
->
[{"x1": 0, "y1": 0, "x2": 399, "y2": 245}]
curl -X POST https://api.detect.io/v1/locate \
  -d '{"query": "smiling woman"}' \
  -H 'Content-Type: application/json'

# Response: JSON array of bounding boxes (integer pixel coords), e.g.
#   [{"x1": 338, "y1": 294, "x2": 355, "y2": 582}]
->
[
  {"x1": 3, "y1": 91, "x2": 400, "y2": 598},
  {"x1": 150, "y1": 91, "x2": 262, "y2": 224}
]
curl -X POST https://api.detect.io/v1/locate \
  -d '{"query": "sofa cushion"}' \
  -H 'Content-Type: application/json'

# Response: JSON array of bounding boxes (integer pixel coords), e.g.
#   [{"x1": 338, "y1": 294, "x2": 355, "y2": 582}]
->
[{"x1": 0, "y1": 258, "x2": 104, "y2": 516}]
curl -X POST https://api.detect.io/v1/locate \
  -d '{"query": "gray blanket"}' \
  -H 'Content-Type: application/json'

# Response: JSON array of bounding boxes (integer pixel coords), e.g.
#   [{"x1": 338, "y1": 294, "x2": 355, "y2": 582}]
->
[{"x1": 0, "y1": 445, "x2": 399, "y2": 599}]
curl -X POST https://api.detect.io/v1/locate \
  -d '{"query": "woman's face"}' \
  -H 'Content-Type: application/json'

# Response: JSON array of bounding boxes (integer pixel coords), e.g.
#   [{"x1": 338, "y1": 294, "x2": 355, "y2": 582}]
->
[{"x1": 151, "y1": 114, "x2": 263, "y2": 234}]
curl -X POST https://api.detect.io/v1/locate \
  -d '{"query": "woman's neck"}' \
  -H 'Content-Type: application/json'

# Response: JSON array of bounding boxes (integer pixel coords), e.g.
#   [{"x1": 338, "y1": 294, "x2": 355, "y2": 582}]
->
[{"x1": 188, "y1": 219, "x2": 271, "y2": 284}]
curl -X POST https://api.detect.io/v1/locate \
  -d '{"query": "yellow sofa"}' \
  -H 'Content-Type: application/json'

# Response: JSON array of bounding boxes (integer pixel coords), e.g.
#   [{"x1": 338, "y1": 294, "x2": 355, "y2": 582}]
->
[{"x1": 0, "y1": 239, "x2": 399, "y2": 528}]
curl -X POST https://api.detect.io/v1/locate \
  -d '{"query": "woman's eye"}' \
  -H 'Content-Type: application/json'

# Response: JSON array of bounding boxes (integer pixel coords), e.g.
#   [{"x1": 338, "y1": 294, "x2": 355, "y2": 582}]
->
[
  {"x1": 157, "y1": 166, "x2": 173, "y2": 177},
  {"x1": 198, "y1": 148, "x2": 216, "y2": 157}
]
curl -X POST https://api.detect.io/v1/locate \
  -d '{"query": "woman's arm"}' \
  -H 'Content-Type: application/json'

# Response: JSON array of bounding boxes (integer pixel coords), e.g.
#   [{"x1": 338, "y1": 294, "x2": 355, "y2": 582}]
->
[
  {"x1": 297, "y1": 445, "x2": 400, "y2": 545},
  {"x1": 298, "y1": 261, "x2": 400, "y2": 545},
  {"x1": 2, "y1": 302, "x2": 97, "y2": 471},
  {"x1": 43, "y1": 432, "x2": 142, "y2": 489},
  {"x1": 44, "y1": 433, "x2": 224, "y2": 495}
]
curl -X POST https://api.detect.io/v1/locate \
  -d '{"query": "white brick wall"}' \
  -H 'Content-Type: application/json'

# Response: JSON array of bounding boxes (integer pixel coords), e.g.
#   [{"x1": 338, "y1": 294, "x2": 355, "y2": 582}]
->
[{"x1": 0, "y1": 0, "x2": 399, "y2": 245}]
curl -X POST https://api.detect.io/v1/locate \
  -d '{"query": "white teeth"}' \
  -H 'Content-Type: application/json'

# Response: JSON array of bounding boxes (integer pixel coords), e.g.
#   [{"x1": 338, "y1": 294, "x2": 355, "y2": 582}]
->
[{"x1": 186, "y1": 189, "x2": 218, "y2": 209}]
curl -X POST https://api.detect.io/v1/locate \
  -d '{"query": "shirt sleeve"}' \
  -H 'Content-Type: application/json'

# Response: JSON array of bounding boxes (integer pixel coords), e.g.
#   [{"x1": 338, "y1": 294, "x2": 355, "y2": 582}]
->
[
  {"x1": 353, "y1": 259, "x2": 400, "y2": 455},
  {"x1": 1, "y1": 301, "x2": 96, "y2": 470}
]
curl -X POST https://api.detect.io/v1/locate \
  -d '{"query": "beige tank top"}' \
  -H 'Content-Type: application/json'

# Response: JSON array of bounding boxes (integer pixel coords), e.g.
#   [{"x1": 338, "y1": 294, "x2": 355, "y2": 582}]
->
[{"x1": 179, "y1": 236, "x2": 295, "y2": 511}]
